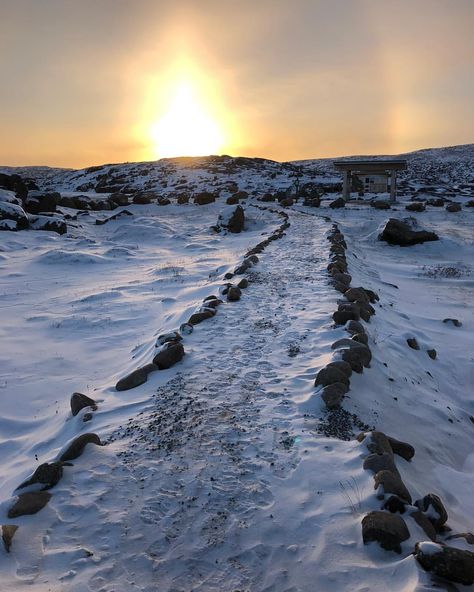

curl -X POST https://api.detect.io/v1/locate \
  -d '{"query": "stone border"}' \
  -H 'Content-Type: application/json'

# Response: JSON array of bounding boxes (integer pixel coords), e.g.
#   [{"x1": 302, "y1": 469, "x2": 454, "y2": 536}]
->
[{"x1": 0, "y1": 204, "x2": 291, "y2": 553}]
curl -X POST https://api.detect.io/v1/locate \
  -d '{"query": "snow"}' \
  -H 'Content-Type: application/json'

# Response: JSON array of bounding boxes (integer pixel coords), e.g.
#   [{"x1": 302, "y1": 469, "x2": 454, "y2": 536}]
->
[{"x1": 0, "y1": 145, "x2": 473, "y2": 590}]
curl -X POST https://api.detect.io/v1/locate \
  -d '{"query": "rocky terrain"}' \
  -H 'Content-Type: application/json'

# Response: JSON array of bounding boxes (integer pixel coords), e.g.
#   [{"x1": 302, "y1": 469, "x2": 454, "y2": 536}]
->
[{"x1": 0, "y1": 144, "x2": 473, "y2": 591}]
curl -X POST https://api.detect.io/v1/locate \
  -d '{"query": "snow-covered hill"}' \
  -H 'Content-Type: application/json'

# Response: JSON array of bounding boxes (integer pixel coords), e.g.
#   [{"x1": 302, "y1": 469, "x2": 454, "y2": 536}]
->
[{"x1": 0, "y1": 144, "x2": 473, "y2": 591}]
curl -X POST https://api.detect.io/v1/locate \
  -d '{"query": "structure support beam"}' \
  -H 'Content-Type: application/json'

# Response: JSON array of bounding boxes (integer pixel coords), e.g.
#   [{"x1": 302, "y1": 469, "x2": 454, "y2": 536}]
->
[
  {"x1": 390, "y1": 170, "x2": 397, "y2": 202},
  {"x1": 342, "y1": 170, "x2": 350, "y2": 201}
]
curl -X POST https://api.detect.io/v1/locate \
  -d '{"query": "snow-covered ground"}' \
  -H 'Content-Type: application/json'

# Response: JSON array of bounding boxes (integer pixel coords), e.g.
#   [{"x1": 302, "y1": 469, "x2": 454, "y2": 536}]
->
[{"x1": 0, "y1": 148, "x2": 473, "y2": 591}]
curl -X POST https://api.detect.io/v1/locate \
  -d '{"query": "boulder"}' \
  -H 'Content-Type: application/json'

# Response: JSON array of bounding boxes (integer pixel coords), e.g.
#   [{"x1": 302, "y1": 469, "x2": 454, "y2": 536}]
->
[
  {"x1": 339, "y1": 345, "x2": 371, "y2": 370},
  {"x1": 344, "y1": 287, "x2": 370, "y2": 304},
  {"x1": 443, "y1": 318, "x2": 462, "y2": 327},
  {"x1": 333, "y1": 309, "x2": 360, "y2": 325},
  {"x1": 346, "y1": 320, "x2": 365, "y2": 335},
  {"x1": 331, "y1": 272, "x2": 352, "y2": 285},
  {"x1": 386, "y1": 435, "x2": 415, "y2": 461},
  {"x1": 407, "y1": 337, "x2": 420, "y2": 350},
  {"x1": 29, "y1": 215, "x2": 67, "y2": 235},
  {"x1": 411, "y1": 510, "x2": 437, "y2": 541},
  {"x1": 374, "y1": 470, "x2": 412, "y2": 503},
  {"x1": 379, "y1": 218, "x2": 439, "y2": 246},
  {"x1": 371, "y1": 200, "x2": 391, "y2": 210},
  {"x1": 0, "y1": 172, "x2": 28, "y2": 201},
  {"x1": 70, "y1": 392, "x2": 97, "y2": 417},
  {"x1": 315, "y1": 366, "x2": 350, "y2": 388},
  {"x1": 8, "y1": 491, "x2": 52, "y2": 518},
  {"x1": 363, "y1": 453, "x2": 399, "y2": 475},
  {"x1": 304, "y1": 197, "x2": 321, "y2": 207},
  {"x1": 152, "y1": 342, "x2": 185, "y2": 369},
  {"x1": 157, "y1": 197, "x2": 171, "y2": 206},
  {"x1": 24, "y1": 191, "x2": 61, "y2": 214},
  {"x1": 237, "y1": 278, "x2": 249, "y2": 289},
  {"x1": 0, "y1": 201, "x2": 29, "y2": 230},
  {"x1": 109, "y1": 192, "x2": 129, "y2": 207},
  {"x1": 427, "y1": 348, "x2": 437, "y2": 360},
  {"x1": 188, "y1": 310, "x2": 215, "y2": 325},
  {"x1": 446, "y1": 203, "x2": 462, "y2": 212},
  {"x1": 116, "y1": 363, "x2": 157, "y2": 391},
  {"x1": 179, "y1": 322, "x2": 194, "y2": 335},
  {"x1": 329, "y1": 197, "x2": 345, "y2": 209},
  {"x1": 352, "y1": 332, "x2": 368, "y2": 345},
  {"x1": 362, "y1": 511, "x2": 410, "y2": 553},
  {"x1": 194, "y1": 192, "x2": 216, "y2": 205},
  {"x1": 218, "y1": 205, "x2": 245, "y2": 233},
  {"x1": 259, "y1": 193, "x2": 275, "y2": 202},
  {"x1": 383, "y1": 495, "x2": 408, "y2": 514},
  {"x1": 156, "y1": 331, "x2": 182, "y2": 346},
  {"x1": 414, "y1": 493, "x2": 448, "y2": 531},
  {"x1": 1, "y1": 524, "x2": 18, "y2": 552},
  {"x1": 325, "y1": 361, "x2": 353, "y2": 379},
  {"x1": 414, "y1": 542, "x2": 474, "y2": 585},
  {"x1": 17, "y1": 462, "x2": 64, "y2": 491},
  {"x1": 405, "y1": 202, "x2": 425, "y2": 212},
  {"x1": 176, "y1": 193, "x2": 190, "y2": 204},
  {"x1": 426, "y1": 198, "x2": 445, "y2": 207},
  {"x1": 132, "y1": 192, "x2": 153, "y2": 204},
  {"x1": 227, "y1": 286, "x2": 242, "y2": 302},
  {"x1": 59, "y1": 433, "x2": 102, "y2": 462},
  {"x1": 321, "y1": 382, "x2": 349, "y2": 408}
]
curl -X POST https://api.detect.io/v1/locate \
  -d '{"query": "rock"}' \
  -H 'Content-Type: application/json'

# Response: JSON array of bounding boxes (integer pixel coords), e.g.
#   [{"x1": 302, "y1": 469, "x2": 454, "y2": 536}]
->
[
  {"x1": 374, "y1": 470, "x2": 412, "y2": 503},
  {"x1": 326, "y1": 361, "x2": 353, "y2": 379},
  {"x1": 17, "y1": 462, "x2": 64, "y2": 491},
  {"x1": 29, "y1": 215, "x2": 67, "y2": 235},
  {"x1": 426, "y1": 198, "x2": 445, "y2": 207},
  {"x1": 315, "y1": 366, "x2": 350, "y2": 388},
  {"x1": 157, "y1": 197, "x2": 171, "y2": 206},
  {"x1": 0, "y1": 201, "x2": 29, "y2": 229},
  {"x1": 179, "y1": 322, "x2": 193, "y2": 335},
  {"x1": 383, "y1": 495, "x2": 408, "y2": 514},
  {"x1": 1, "y1": 524, "x2": 18, "y2": 552},
  {"x1": 411, "y1": 510, "x2": 437, "y2": 541},
  {"x1": 352, "y1": 332, "x2": 368, "y2": 345},
  {"x1": 109, "y1": 192, "x2": 129, "y2": 206},
  {"x1": 303, "y1": 196, "x2": 320, "y2": 207},
  {"x1": 279, "y1": 197, "x2": 294, "y2": 207},
  {"x1": 446, "y1": 202, "x2": 462, "y2": 212},
  {"x1": 344, "y1": 287, "x2": 370, "y2": 304},
  {"x1": 363, "y1": 453, "x2": 399, "y2": 475},
  {"x1": 237, "y1": 278, "x2": 248, "y2": 289},
  {"x1": 202, "y1": 298, "x2": 223, "y2": 309},
  {"x1": 188, "y1": 310, "x2": 215, "y2": 325},
  {"x1": 59, "y1": 433, "x2": 102, "y2": 462},
  {"x1": 466, "y1": 200, "x2": 474, "y2": 208},
  {"x1": 414, "y1": 542, "x2": 474, "y2": 585},
  {"x1": 414, "y1": 494, "x2": 448, "y2": 531},
  {"x1": 362, "y1": 511, "x2": 410, "y2": 553},
  {"x1": 405, "y1": 202, "x2": 426, "y2": 212},
  {"x1": 331, "y1": 272, "x2": 352, "y2": 285},
  {"x1": 0, "y1": 172, "x2": 28, "y2": 201},
  {"x1": 227, "y1": 286, "x2": 242, "y2": 302},
  {"x1": 346, "y1": 320, "x2": 365, "y2": 335},
  {"x1": 328, "y1": 261, "x2": 348, "y2": 274},
  {"x1": 116, "y1": 363, "x2": 157, "y2": 391},
  {"x1": 132, "y1": 193, "x2": 152, "y2": 204},
  {"x1": 407, "y1": 337, "x2": 420, "y2": 350},
  {"x1": 339, "y1": 344, "x2": 371, "y2": 369},
  {"x1": 24, "y1": 191, "x2": 61, "y2": 214},
  {"x1": 427, "y1": 349, "x2": 437, "y2": 360},
  {"x1": 156, "y1": 331, "x2": 182, "y2": 346},
  {"x1": 333, "y1": 310, "x2": 360, "y2": 325},
  {"x1": 386, "y1": 436, "x2": 415, "y2": 461},
  {"x1": 152, "y1": 342, "x2": 185, "y2": 369},
  {"x1": 362, "y1": 288, "x2": 379, "y2": 303},
  {"x1": 329, "y1": 197, "x2": 345, "y2": 209},
  {"x1": 218, "y1": 205, "x2": 245, "y2": 233},
  {"x1": 8, "y1": 491, "x2": 52, "y2": 518},
  {"x1": 366, "y1": 431, "x2": 394, "y2": 455},
  {"x1": 194, "y1": 192, "x2": 216, "y2": 205},
  {"x1": 320, "y1": 382, "x2": 349, "y2": 408},
  {"x1": 379, "y1": 218, "x2": 439, "y2": 246},
  {"x1": 371, "y1": 200, "x2": 391, "y2": 210},
  {"x1": 259, "y1": 192, "x2": 275, "y2": 202},
  {"x1": 443, "y1": 318, "x2": 462, "y2": 327}
]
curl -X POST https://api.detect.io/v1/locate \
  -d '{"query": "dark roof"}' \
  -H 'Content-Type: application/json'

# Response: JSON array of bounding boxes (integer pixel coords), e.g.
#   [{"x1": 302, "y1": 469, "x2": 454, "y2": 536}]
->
[{"x1": 334, "y1": 159, "x2": 407, "y2": 171}]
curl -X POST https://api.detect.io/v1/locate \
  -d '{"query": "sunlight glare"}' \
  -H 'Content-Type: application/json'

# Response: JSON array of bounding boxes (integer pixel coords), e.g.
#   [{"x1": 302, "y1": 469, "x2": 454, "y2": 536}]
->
[{"x1": 150, "y1": 82, "x2": 224, "y2": 158}]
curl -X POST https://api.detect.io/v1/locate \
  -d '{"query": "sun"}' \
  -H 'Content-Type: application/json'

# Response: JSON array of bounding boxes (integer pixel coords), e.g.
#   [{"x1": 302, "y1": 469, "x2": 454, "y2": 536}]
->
[{"x1": 150, "y1": 82, "x2": 224, "y2": 158}]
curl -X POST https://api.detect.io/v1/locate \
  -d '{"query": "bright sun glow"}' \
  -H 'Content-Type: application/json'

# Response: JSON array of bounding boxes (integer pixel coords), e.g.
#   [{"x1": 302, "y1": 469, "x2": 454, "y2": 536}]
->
[{"x1": 150, "y1": 82, "x2": 224, "y2": 158}]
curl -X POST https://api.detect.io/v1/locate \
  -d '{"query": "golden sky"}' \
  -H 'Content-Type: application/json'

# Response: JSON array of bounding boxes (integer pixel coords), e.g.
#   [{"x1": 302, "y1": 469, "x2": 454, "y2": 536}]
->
[{"x1": 0, "y1": 0, "x2": 473, "y2": 167}]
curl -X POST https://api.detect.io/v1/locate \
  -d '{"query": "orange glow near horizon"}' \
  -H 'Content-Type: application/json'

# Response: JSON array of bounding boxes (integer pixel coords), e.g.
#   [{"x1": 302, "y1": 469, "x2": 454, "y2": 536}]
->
[{"x1": 134, "y1": 57, "x2": 238, "y2": 161}]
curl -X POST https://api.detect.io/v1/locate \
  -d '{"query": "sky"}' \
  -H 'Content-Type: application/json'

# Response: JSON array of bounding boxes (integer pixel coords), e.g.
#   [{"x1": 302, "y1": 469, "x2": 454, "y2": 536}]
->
[{"x1": 0, "y1": 0, "x2": 473, "y2": 168}]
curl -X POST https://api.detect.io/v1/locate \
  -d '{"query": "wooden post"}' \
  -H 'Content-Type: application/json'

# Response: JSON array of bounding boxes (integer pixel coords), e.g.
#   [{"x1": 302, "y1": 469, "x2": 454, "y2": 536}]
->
[
  {"x1": 390, "y1": 170, "x2": 397, "y2": 202},
  {"x1": 342, "y1": 170, "x2": 350, "y2": 201}
]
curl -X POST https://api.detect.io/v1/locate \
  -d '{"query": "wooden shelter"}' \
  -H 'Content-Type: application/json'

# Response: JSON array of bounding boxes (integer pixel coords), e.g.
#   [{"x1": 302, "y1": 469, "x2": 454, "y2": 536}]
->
[{"x1": 334, "y1": 159, "x2": 407, "y2": 202}]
